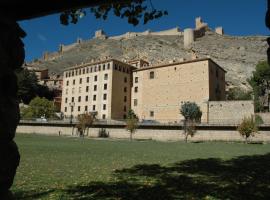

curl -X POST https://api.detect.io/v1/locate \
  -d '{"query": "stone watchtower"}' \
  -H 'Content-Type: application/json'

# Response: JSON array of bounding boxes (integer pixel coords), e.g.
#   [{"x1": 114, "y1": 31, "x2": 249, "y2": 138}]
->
[{"x1": 94, "y1": 29, "x2": 107, "y2": 39}]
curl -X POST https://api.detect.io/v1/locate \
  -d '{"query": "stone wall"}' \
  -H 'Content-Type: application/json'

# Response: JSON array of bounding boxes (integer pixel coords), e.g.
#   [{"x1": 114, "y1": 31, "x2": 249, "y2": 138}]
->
[
  {"x1": 208, "y1": 101, "x2": 254, "y2": 124},
  {"x1": 16, "y1": 123, "x2": 270, "y2": 142}
]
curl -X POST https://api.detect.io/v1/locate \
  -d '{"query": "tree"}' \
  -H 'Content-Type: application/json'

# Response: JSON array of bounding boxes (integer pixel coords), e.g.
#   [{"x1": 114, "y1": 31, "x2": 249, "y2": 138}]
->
[
  {"x1": 248, "y1": 61, "x2": 270, "y2": 112},
  {"x1": 16, "y1": 68, "x2": 54, "y2": 104},
  {"x1": 126, "y1": 109, "x2": 139, "y2": 141},
  {"x1": 21, "y1": 97, "x2": 56, "y2": 119},
  {"x1": 76, "y1": 113, "x2": 96, "y2": 137},
  {"x1": 237, "y1": 116, "x2": 259, "y2": 143},
  {"x1": 16, "y1": 68, "x2": 39, "y2": 104},
  {"x1": 227, "y1": 87, "x2": 252, "y2": 100},
  {"x1": 180, "y1": 102, "x2": 202, "y2": 142}
]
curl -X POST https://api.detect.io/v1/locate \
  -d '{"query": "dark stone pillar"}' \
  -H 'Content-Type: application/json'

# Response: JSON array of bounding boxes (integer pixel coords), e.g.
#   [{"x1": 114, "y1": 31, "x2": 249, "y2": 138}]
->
[{"x1": 0, "y1": 17, "x2": 25, "y2": 199}]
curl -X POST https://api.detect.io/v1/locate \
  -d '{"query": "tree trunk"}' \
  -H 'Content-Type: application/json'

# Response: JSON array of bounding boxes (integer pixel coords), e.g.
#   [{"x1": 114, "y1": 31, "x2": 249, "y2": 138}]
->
[
  {"x1": 130, "y1": 132, "x2": 132, "y2": 141},
  {"x1": 0, "y1": 17, "x2": 25, "y2": 199}
]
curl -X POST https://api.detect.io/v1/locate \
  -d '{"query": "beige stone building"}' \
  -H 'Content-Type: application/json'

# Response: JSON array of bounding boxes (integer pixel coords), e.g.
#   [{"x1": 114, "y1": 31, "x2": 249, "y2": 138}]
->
[
  {"x1": 61, "y1": 59, "x2": 134, "y2": 120},
  {"x1": 131, "y1": 58, "x2": 226, "y2": 123}
]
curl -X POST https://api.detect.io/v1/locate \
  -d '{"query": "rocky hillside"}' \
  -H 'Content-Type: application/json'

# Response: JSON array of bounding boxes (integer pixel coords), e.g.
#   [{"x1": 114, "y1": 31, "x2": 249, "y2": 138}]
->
[{"x1": 29, "y1": 31, "x2": 268, "y2": 89}]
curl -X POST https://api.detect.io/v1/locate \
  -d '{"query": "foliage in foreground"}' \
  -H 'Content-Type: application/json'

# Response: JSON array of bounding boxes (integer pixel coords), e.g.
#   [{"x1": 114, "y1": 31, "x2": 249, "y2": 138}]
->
[
  {"x1": 126, "y1": 109, "x2": 139, "y2": 140},
  {"x1": 20, "y1": 97, "x2": 56, "y2": 119},
  {"x1": 237, "y1": 116, "x2": 259, "y2": 143},
  {"x1": 226, "y1": 87, "x2": 252, "y2": 100}
]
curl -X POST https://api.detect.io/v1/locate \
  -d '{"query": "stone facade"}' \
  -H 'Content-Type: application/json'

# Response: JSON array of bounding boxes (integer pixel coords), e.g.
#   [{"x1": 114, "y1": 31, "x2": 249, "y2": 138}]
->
[
  {"x1": 131, "y1": 58, "x2": 226, "y2": 123},
  {"x1": 61, "y1": 59, "x2": 134, "y2": 120}
]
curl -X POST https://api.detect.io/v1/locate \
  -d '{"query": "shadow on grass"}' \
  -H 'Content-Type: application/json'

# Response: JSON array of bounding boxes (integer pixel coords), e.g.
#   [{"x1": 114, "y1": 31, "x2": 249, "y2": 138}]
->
[
  {"x1": 66, "y1": 153, "x2": 270, "y2": 200},
  {"x1": 13, "y1": 189, "x2": 55, "y2": 199}
]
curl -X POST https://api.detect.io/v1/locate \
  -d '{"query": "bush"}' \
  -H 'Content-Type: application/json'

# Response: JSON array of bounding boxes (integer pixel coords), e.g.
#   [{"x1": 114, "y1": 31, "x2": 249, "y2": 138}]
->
[
  {"x1": 180, "y1": 102, "x2": 202, "y2": 122},
  {"x1": 227, "y1": 87, "x2": 252, "y2": 100},
  {"x1": 237, "y1": 116, "x2": 259, "y2": 143},
  {"x1": 98, "y1": 128, "x2": 109, "y2": 138},
  {"x1": 255, "y1": 114, "x2": 264, "y2": 125}
]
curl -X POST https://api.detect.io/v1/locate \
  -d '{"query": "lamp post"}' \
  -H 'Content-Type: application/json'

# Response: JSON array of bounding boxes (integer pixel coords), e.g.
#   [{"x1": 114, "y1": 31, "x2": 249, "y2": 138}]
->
[{"x1": 69, "y1": 102, "x2": 75, "y2": 124}]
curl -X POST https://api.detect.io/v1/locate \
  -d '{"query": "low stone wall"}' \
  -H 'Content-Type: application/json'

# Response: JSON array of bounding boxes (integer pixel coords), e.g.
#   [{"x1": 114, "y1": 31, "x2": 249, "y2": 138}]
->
[
  {"x1": 16, "y1": 123, "x2": 270, "y2": 142},
  {"x1": 257, "y1": 113, "x2": 270, "y2": 124},
  {"x1": 208, "y1": 101, "x2": 254, "y2": 124}
]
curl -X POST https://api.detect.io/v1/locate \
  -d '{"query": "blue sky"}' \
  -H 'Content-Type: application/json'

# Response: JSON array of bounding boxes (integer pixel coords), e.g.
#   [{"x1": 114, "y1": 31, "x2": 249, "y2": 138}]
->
[{"x1": 19, "y1": 0, "x2": 269, "y2": 61}]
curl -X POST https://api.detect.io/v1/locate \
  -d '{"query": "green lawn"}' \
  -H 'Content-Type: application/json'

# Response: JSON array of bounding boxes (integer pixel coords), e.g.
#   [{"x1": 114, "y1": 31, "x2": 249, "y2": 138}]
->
[{"x1": 12, "y1": 134, "x2": 270, "y2": 199}]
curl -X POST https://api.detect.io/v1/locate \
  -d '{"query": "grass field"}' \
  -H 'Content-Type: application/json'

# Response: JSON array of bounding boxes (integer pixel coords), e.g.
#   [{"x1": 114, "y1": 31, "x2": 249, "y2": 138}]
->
[{"x1": 12, "y1": 134, "x2": 270, "y2": 199}]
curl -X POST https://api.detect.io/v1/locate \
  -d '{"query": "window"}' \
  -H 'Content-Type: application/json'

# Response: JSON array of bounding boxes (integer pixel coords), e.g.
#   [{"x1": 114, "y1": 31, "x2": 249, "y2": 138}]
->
[
  {"x1": 78, "y1": 96, "x2": 81, "y2": 102},
  {"x1": 94, "y1": 75, "x2": 98, "y2": 81},
  {"x1": 119, "y1": 66, "x2": 122, "y2": 71},
  {"x1": 66, "y1": 80, "x2": 69, "y2": 86},
  {"x1": 87, "y1": 68, "x2": 89, "y2": 73},
  {"x1": 94, "y1": 66, "x2": 97, "y2": 72},
  {"x1": 124, "y1": 77, "x2": 127, "y2": 83},
  {"x1": 104, "y1": 73, "x2": 108, "y2": 80},
  {"x1": 85, "y1": 106, "x2": 88, "y2": 111},
  {"x1": 76, "y1": 70, "x2": 78, "y2": 75},
  {"x1": 102, "y1": 114, "x2": 106, "y2": 119},
  {"x1": 79, "y1": 69, "x2": 81, "y2": 75},
  {"x1": 90, "y1": 67, "x2": 93, "y2": 73},
  {"x1": 134, "y1": 99, "x2": 138, "y2": 106},
  {"x1": 124, "y1": 96, "x2": 127, "y2": 102},
  {"x1": 134, "y1": 87, "x2": 138, "y2": 93},
  {"x1": 103, "y1": 64, "x2": 106, "y2": 70},
  {"x1": 86, "y1": 86, "x2": 89, "y2": 92},
  {"x1": 65, "y1": 98, "x2": 68, "y2": 103},
  {"x1": 93, "y1": 95, "x2": 96, "y2": 101},
  {"x1": 85, "y1": 96, "x2": 88, "y2": 101},
  {"x1": 83, "y1": 68, "x2": 85, "y2": 74},
  {"x1": 78, "y1": 106, "x2": 80, "y2": 111},
  {"x1": 150, "y1": 111, "x2": 154, "y2": 117},
  {"x1": 94, "y1": 85, "x2": 97, "y2": 91},
  {"x1": 64, "y1": 107, "x2": 67, "y2": 112},
  {"x1": 71, "y1": 106, "x2": 74, "y2": 112},
  {"x1": 114, "y1": 64, "x2": 117, "y2": 70},
  {"x1": 107, "y1": 63, "x2": 110, "y2": 69},
  {"x1": 135, "y1": 77, "x2": 138, "y2": 83},
  {"x1": 103, "y1": 104, "x2": 106, "y2": 110},
  {"x1": 124, "y1": 106, "x2": 126, "y2": 112},
  {"x1": 72, "y1": 71, "x2": 74, "y2": 76},
  {"x1": 104, "y1": 83, "x2": 107, "y2": 90},
  {"x1": 79, "y1": 78, "x2": 82, "y2": 84},
  {"x1": 150, "y1": 71, "x2": 154, "y2": 79},
  {"x1": 103, "y1": 93, "x2": 107, "y2": 100},
  {"x1": 98, "y1": 65, "x2": 101, "y2": 71},
  {"x1": 93, "y1": 105, "x2": 96, "y2": 111},
  {"x1": 73, "y1": 79, "x2": 75, "y2": 85},
  {"x1": 87, "y1": 77, "x2": 89, "y2": 83},
  {"x1": 71, "y1": 97, "x2": 74, "y2": 102},
  {"x1": 123, "y1": 67, "x2": 126, "y2": 73},
  {"x1": 124, "y1": 87, "x2": 127, "y2": 92}
]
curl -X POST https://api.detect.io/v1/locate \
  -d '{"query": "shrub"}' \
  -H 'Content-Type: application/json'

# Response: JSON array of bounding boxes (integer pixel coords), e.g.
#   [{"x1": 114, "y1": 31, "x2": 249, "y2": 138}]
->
[
  {"x1": 237, "y1": 116, "x2": 259, "y2": 143},
  {"x1": 126, "y1": 109, "x2": 139, "y2": 141}
]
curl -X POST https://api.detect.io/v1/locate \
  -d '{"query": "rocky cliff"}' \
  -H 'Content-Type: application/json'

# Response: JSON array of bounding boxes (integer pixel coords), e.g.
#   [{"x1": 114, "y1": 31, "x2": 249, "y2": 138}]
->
[{"x1": 28, "y1": 30, "x2": 268, "y2": 89}]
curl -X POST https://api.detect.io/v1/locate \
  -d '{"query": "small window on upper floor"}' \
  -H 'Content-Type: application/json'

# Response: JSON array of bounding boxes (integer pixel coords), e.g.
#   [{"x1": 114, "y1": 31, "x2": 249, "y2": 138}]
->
[
  {"x1": 124, "y1": 77, "x2": 127, "y2": 83},
  {"x1": 103, "y1": 64, "x2": 106, "y2": 70},
  {"x1": 135, "y1": 77, "x2": 138, "y2": 83},
  {"x1": 104, "y1": 73, "x2": 108, "y2": 80},
  {"x1": 73, "y1": 79, "x2": 75, "y2": 85},
  {"x1": 134, "y1": 99, "x2": 138, "y2": 106},
  {"x1": 66, "y1": 80, "x2": 69, "y2": 86},
  {"x1": 86, "y1": 77, "x2": 89, "y2": 83},
  {"x1": 79, "y1": 78, "x2": 82, "y2": 84},
  {"x1": 107, "y1": 63, "x2": 110, "y2": 70},
  {"x1": 94, "y1": 85, "x2": 97, "y2": 91},
  {"x1": 104, "y1": 83, "x2": 107, "y2": 90},
  {"x1": 94, "y1": 75, "x2": 98, "y2": 81},
  {"x1": 150, "y1": 71, "x2": 155, "y2": 79},
  {"x1": 134, "y1": 87, "x2": 138, "y2": 93},
  {"x1": 150, "y1": 111, "x2": 154, "y2": 117}
]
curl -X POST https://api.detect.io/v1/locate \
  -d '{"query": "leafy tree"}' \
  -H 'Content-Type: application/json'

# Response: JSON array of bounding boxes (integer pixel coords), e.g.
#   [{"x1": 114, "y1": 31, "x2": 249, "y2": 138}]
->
[
  {"x1": 180, "y1": 102, "x2": 202, "y2": 142},
  {"x1": 16, "y1": 68, "x2": 39, "y2": 104},
  {"x1": 21, "y1": 97, "x2": 56, "y2": 119},
  {"x1": 227, "y1": 87, "x2": 252, "y2": 100},
  {"x1": 16, "y1": 68, "x2": 54, "y2": 104},
  {"x1": 60, "y1": 0, "x2": 168, "y2": 26},
  {"x1": 237, "y1": 116, "x2": 259, "y2": 143},
  {"x1": 126, "y1": 109, "x2": 139, "y2": 141},
  {"x1": 248, "y1": 61, "x2": 270, "y2": 112},
  {"x1": 76, "y1": 113, "x2": 96, "y2": 137}
]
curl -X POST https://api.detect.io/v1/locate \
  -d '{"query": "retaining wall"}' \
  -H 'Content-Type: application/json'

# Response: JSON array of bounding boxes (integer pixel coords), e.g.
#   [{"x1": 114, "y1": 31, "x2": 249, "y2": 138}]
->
[{"x1": 16, "y1": 123, "x2": 270, "y2": 142}]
